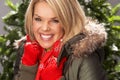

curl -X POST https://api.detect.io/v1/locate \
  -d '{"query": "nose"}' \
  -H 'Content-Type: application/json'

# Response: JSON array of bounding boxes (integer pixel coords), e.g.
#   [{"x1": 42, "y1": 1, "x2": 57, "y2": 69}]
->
[{"x1": 41, "y1": 21, "x2": 50, "y2": 31}]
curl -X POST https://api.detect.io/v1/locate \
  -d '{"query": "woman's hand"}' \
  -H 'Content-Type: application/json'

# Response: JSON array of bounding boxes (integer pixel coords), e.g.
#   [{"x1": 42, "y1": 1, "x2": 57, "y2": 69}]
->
[{"x1": 21, "y1": 35, "x2": 43, "y2": 66}]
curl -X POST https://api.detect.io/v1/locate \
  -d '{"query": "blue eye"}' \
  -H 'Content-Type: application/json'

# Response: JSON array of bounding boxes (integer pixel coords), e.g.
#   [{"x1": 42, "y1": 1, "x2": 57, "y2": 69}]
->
[
  {"x1": 34, "y1": 18, "x2": 41, "y2": 21},
  {"x1": 52, "y1": 20, "x2": 59, "y2": 23}
]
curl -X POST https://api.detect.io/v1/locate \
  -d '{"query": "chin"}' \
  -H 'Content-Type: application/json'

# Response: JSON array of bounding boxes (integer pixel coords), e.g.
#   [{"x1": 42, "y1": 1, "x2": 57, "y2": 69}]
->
[{"x1": 41, "y1": 44, "x2": 52, "y2": 49}]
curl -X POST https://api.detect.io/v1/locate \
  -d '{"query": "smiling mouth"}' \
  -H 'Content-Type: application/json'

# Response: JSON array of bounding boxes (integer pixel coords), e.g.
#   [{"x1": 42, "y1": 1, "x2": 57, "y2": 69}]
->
[{"x1": 40, "y1": 34, "x2": 53, "y2": 41}]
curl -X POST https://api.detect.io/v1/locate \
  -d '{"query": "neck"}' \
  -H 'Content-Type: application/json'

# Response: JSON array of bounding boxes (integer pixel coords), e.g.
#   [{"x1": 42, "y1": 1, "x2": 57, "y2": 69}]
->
[{"x1": 45, "y1": 48, "x2": 51, "y2": 52}]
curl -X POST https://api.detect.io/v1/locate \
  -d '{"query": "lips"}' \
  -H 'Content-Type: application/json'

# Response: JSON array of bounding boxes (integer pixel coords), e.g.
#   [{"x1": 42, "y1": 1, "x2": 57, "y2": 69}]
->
[{"x1": 40, "y1": 34, "x2": 53, "y2": 41}]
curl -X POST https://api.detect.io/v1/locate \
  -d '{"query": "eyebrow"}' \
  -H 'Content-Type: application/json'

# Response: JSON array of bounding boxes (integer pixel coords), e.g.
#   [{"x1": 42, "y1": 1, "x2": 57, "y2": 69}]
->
[{"x1": 34, "y1": 14, "x2": 58, "y2": 19}]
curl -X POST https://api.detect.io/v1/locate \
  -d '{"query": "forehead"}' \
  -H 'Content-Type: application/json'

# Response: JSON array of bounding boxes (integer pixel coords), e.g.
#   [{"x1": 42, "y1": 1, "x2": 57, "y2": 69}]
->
[{"x1": 34, "y1": 1, "x2": 57, "y2": 18}]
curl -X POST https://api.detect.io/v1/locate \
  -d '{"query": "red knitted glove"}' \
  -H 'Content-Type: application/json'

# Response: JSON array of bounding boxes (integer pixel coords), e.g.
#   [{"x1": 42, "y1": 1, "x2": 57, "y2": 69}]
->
[{"x1": 21, "y1": 35, "x2": 43, "y2": 66}]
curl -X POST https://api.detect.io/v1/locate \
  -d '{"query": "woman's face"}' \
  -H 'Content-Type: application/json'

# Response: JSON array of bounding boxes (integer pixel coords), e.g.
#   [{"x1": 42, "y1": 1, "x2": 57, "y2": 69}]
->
[{"x1": 32, "y1": 1, "x2": 64, "y2": 49}]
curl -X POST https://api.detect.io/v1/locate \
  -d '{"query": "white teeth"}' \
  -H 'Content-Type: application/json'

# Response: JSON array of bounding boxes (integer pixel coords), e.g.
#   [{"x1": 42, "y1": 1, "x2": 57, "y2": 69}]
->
[{"x1": 41, "y1": 34, "x2": 52, "y2": 40}]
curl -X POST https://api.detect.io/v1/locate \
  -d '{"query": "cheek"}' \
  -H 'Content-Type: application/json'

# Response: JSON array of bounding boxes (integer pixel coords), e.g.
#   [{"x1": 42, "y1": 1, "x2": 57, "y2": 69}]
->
[
  {"x1": 32, "y1": 27, "x2": 39, "y2": 42},
  {"x1": 32, "y1": 21, "x2": 39, "y2": 32},
  {"x1": 32, "y1": 23, "x2": 39, "y2": 38},
  {"x1": 57, "y1": 27, "x2": 64, "y2": 37},
  {"x1": 32, "y1": 26, "x2": 36, "y2": 36}
]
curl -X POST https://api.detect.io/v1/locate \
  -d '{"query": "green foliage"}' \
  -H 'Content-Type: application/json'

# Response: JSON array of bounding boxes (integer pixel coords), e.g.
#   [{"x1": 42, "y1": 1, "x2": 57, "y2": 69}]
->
[
  {"x1": 0, "y1": 0, "x2": 29, "y2": 79},
  {"x1": 0, "y1": 0, "x2": 120, "y2": 80}
]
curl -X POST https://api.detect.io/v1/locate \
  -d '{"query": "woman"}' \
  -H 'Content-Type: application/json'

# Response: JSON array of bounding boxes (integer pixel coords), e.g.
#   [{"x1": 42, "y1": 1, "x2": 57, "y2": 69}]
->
[{"x1": 14, "y1": 0, "x2": 107, "y2": 80}]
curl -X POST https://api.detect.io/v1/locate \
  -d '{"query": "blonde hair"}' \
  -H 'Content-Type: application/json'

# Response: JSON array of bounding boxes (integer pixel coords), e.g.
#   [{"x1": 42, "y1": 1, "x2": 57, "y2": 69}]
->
[{"x1": 25, "y1": 0, "x2": 86, "y2": 43}]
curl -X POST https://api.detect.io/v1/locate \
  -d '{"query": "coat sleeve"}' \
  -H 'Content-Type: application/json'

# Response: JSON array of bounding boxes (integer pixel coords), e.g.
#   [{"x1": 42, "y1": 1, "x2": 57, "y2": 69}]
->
[
  {"x1": 78, "y1": 52, "x2": 107, "y2": 80},
  {"x1": 14, "y1": 63, "x2": 38, "y2": 80}
]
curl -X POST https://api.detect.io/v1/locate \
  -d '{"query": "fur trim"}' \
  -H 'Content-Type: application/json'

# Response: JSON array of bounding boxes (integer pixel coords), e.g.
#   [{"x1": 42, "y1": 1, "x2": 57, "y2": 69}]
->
[
  {"x1": 13, "y1": 36, "x2": 26, "y2": 49},
  {"x1": 71, "y1": 17, "x2": 107, "y2": 57}
]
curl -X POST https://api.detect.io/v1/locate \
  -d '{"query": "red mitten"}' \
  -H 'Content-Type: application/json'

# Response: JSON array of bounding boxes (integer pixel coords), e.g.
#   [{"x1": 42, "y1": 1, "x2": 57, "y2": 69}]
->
[{"x1": 21, "y1": 35, "x2": 43, "y2": 66}]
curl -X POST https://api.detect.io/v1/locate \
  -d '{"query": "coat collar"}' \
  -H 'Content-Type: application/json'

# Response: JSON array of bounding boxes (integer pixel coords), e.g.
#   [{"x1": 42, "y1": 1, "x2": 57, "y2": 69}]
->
[{"x1": 57, "y1": 17, "x2": 107, "y2": 62}]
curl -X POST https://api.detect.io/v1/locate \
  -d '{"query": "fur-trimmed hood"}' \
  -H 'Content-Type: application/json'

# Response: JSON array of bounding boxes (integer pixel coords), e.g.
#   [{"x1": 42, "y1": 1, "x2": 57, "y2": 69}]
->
[{"x1": 58, "y1": 18, "x2": 107, "y2": 60}]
